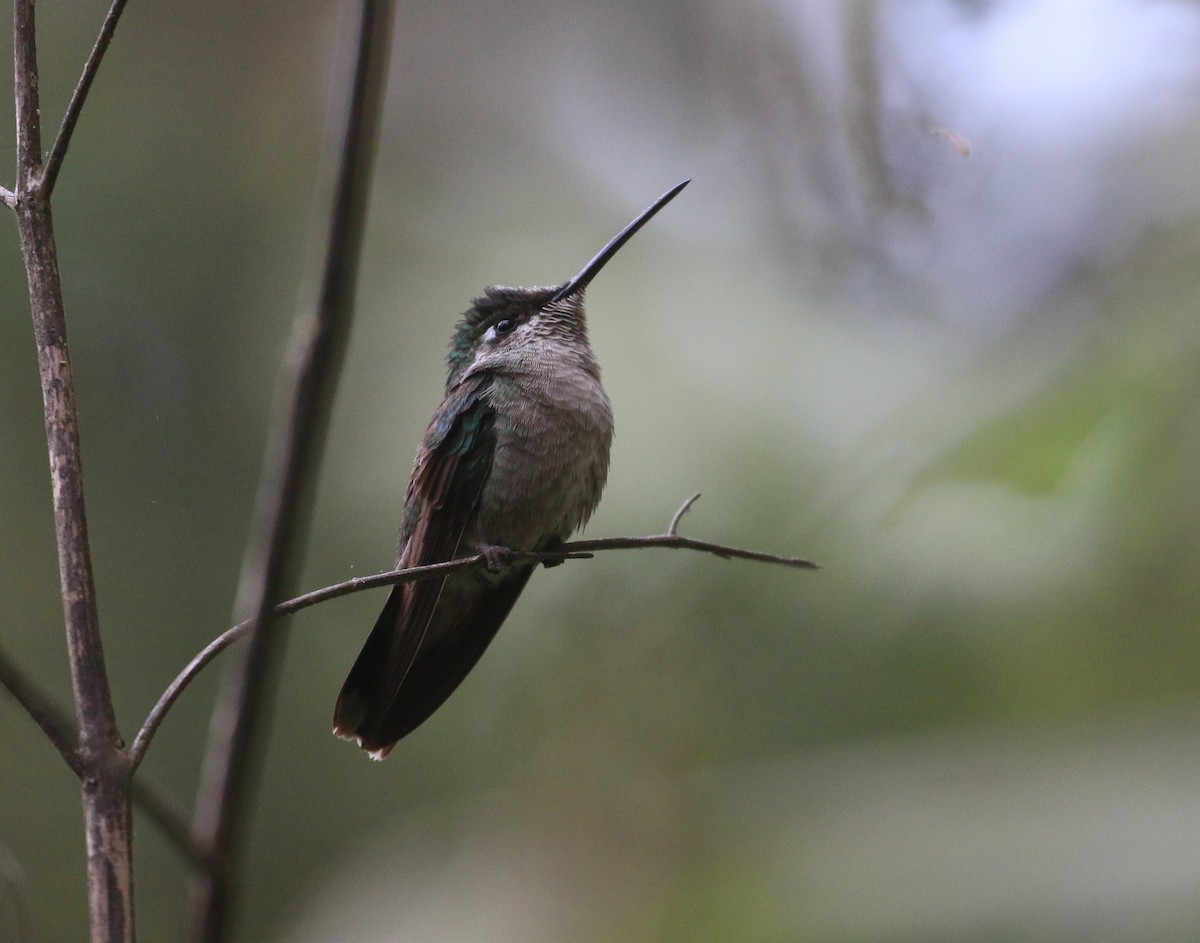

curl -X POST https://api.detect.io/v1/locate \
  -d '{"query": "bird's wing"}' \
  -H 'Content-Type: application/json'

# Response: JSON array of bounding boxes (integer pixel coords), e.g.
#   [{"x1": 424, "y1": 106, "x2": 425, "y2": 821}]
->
[{"x1": 333, "y1": 375, "x2": 498, "y2": 751}]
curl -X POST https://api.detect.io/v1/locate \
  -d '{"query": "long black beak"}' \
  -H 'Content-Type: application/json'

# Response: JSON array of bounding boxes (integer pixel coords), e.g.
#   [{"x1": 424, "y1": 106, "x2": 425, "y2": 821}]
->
[{"x1": 550, "y1": 179, "x2": 690, "y2": 303}]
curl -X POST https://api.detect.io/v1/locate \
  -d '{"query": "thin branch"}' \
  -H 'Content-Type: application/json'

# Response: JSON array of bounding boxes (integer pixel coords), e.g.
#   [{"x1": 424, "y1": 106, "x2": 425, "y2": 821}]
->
[
  {"x1": 669, "y1": 491, "x2": 703, "y2": 535},
  {"x1": 568, "y1": 535, "x2": 816, "y2": 567},
  {"x1": 0, "y1": 185, "x2": 14, "y2": 207},
  {"x1": 40, "y1": 0, "x2": 130, "y2": 199},
  {"x1": 12, "y1": 2, "x2": 133, "y2": 940},
  {"x1": 0, "y1": 644, "x2": 82, "y2": 776},
  {"x1": 185, "y1": 4, "x2": 394, "y2": 940},
  {"x1": 13, "y1": 0, "x2": 42, "y2": 189},
  {"x1": 567, "y1": 492, "x2": 819, "y2": 567},
  {"x1": 132, "y1": 496, "x2": 817, "y2": 770}
]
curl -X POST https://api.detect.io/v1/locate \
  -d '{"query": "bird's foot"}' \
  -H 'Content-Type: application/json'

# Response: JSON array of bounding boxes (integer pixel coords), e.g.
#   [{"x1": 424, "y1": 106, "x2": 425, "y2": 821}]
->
[
  {"x1": 478, "y1": 543, "x2": 513, "y2": 573},
  {"x1": 540, "y1": 535, "x2": 566, "y2": 568}
]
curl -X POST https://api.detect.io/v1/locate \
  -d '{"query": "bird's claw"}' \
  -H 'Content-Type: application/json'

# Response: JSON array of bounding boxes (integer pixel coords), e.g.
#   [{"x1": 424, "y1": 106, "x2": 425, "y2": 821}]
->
[
  {"x1": 479, "y1": 544, "x2": 513, "y2": 573},
  {"x1": 540, "y1": 535, "x2": 565, "y2": 568}
]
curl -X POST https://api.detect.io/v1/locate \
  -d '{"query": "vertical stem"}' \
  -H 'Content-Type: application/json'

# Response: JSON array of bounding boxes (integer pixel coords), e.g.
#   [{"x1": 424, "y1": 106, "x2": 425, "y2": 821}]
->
[
  {"x1": 12, "y1": 1, "x2": 133, "y2": 940},
  {"x1": 185, "y1": 3, "x2": 393, "y2": 939}
]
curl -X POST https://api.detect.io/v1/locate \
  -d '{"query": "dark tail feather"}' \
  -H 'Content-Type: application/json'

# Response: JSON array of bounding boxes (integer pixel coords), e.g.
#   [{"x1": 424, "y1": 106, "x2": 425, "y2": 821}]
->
[
  {"x1": 333, "y1": 585, "x2": 406, "y2": 742},
  {"x1": 333, "y1": 569, "x2": 534, "y2": 758}
]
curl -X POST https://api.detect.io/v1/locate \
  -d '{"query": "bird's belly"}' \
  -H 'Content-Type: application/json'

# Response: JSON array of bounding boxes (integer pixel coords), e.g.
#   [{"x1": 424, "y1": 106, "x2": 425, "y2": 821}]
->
[{"x1": 474, "y1": 394, "x2": 612, "y2": 551}]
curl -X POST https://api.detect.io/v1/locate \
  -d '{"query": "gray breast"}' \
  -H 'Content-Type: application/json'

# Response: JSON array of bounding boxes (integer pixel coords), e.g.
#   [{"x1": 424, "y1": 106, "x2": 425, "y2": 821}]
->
[{"x1": 476, "y1": 370, "x2": 613, "y2": 550}]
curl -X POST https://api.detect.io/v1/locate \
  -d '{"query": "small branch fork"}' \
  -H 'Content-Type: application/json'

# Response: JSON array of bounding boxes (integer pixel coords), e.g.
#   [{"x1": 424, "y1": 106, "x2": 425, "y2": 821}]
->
[
  {"x1": 127, "y1": 493, "x2": 818, "y2": 766},
  {"x1": 2, "y1": 0, "x2": 127, "y2": 208}
]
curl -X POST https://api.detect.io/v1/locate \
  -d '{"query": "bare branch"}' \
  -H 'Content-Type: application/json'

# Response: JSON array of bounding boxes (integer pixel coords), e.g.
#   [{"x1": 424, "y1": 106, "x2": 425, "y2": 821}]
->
[
  {"x1": 0, "y1": 644, "x2": 82, "y2": 776},
  {"x1": 570, "y1": 492, "x2": 818, "y2": 568},
  {"x1": 40, "y1": 0, "x2": 130, "y2": 199},
  {"x1": 12, "y1": 2, "x2": 133, "y2": 939},
  {"x1": 186, "y1": 4, "x2": 394, "y2": 940},
  {"x1": 567, "y1": 535, "x2": 818, "y2": 569},
  {"x1": 131, "y1": 632, "x2": 243, "y2": 772},
  {"x1": 668, "y1": 492, "x2": 703, "y2": 536},
  {"x1": 0, "y1": 186, "x2": 14, "y2": 208},
  {"x1": 13, "y1": 0, "x2": 43, "y2": 189},
  {"x1": 132, "y1": 501, "x2": 817, "y2": 770}
]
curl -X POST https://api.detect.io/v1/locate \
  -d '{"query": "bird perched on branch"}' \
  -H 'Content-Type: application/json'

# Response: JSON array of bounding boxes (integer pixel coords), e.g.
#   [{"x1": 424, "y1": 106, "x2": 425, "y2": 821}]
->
[{"x1": 334, "y1": 180, "x2": 689, "y2": 758}]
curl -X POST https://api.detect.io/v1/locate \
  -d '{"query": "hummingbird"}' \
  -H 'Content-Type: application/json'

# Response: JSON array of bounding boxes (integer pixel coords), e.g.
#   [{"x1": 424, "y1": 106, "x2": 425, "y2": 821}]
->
[{"x1": 334, "y1": 180, "x2": 689, "y2": 758}]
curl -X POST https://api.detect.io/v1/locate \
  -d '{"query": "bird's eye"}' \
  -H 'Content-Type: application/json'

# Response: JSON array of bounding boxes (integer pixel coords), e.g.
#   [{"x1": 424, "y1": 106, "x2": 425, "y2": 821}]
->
[{"x1": 493, "y1": 318, "x2": 516, "y2": 335}]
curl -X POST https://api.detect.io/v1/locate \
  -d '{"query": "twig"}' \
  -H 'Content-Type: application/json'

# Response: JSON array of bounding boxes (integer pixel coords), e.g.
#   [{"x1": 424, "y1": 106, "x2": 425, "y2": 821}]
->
[
  {"x1": 0, "y1": 644, "x2": 82, "y2": 776},
  {"x1": 568, "y1": 494, "x2": 819, "y2": 567},
  {"x1": 669, "y1": 492, "x2": 703, "y2": 535},
  {"x1": 0, "y1": 186, "x2": 14, "y2": 207},
  {"x1": 185, "y1": 4, "x2": 394, "y2": 941},
  {"x1": 566, "y1": 535, "x2": 816, "y2": 567},
  {"x1": 40, "y1": 0, "x2": 130, "y2": 199},
  {"x1": 132, "y1": 496, "x2": 817, "y2": 769},
  {"x1": 11, "y1": 2, "x2": 133, "y2": 940}
]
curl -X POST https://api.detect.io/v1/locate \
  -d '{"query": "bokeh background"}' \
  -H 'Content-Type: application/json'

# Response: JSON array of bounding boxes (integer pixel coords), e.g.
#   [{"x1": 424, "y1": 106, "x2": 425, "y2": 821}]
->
[{"x1": 5, "y1": 0, "x2": 1200, "y2": 939}]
